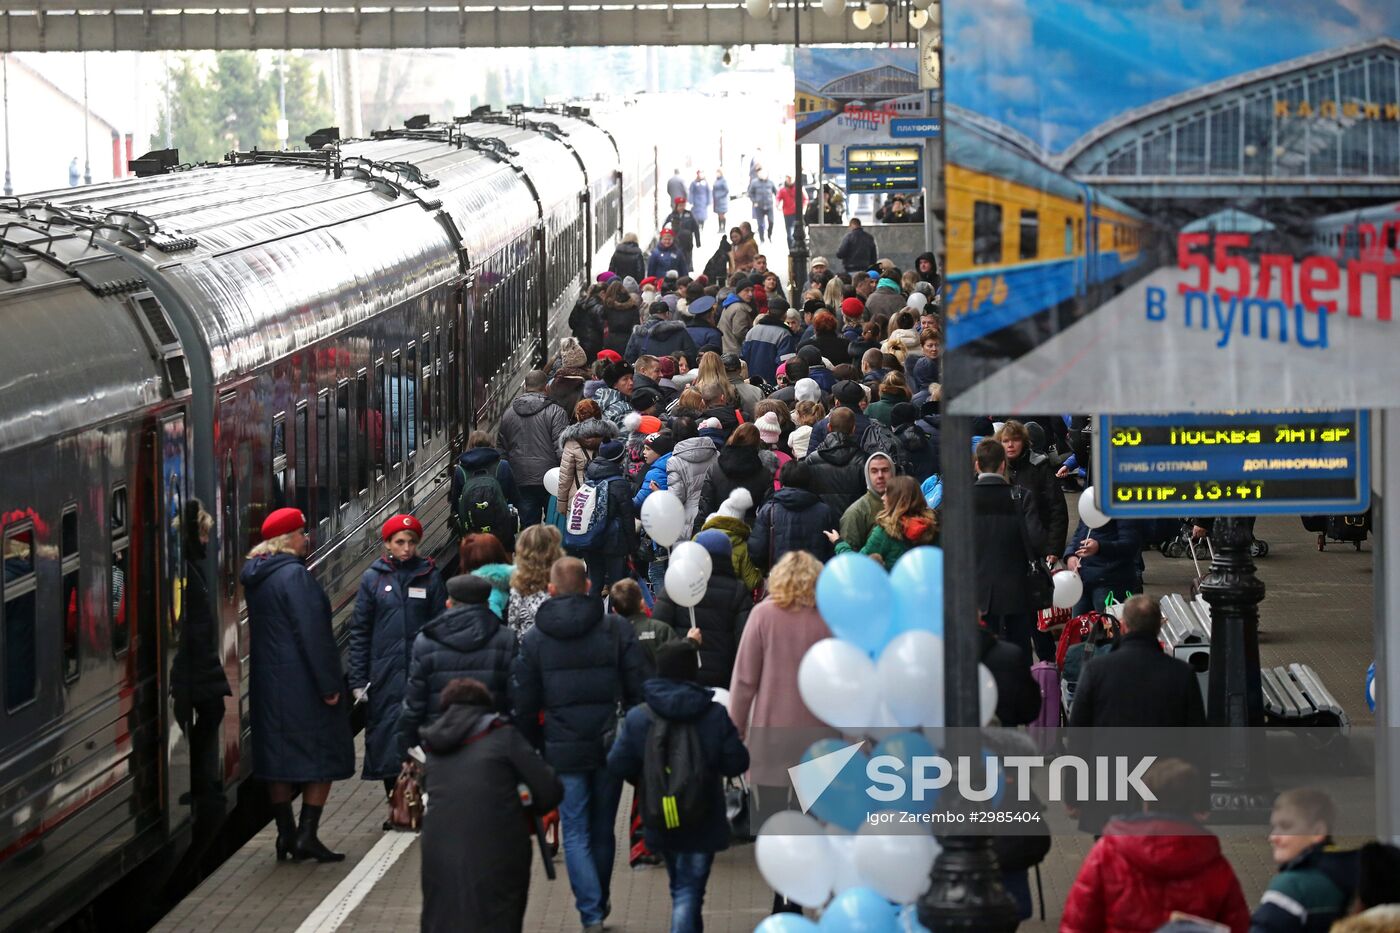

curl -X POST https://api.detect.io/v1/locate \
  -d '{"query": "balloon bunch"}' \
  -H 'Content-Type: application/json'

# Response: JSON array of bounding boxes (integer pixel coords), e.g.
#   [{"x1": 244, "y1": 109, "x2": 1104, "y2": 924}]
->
[
  {"x1": 639, "y1": 489, "x2": 713, "y2": 611},
  {"x1": 752, "y1": 546, "x2": 1001, "y2": 931}
]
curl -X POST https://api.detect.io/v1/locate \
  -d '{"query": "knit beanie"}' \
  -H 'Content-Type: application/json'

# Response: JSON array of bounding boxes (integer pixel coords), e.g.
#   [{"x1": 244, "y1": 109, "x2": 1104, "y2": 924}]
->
[
  {"x1": 717, "y1": 487, "x2": 753, "y2": 521},
  {"x1": 840, "y1": 297, "x2": 865, "y2": 318},
  {"x1": 694, "y1": 529, "x2": 733, "y2": 559},
  {"x1": 560, "y1": 337, "x2": 587, "y2": 370},
  {"x1": 795, "y1": 378, "x2": 821, "y2": 403}
]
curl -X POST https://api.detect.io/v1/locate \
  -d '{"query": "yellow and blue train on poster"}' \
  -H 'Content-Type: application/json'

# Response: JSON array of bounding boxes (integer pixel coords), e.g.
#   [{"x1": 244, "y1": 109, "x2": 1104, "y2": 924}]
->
[{"x1": 943, "y1": 111, "x2": 1154, "y2": 352}]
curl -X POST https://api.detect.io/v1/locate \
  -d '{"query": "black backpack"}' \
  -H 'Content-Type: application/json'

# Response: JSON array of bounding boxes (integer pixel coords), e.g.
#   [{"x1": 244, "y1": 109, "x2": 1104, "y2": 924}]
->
[
  {"x1": 641, "y1": 705, "x2": 711, "y2": 836},
  {"x1": 456, "y1": 463, "x2": 513, "y2": 539}
]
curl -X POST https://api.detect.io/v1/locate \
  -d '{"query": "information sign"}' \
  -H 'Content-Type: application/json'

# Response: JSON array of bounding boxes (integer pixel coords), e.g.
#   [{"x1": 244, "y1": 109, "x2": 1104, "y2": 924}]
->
[{"x1": 845, "y1": 145, "x2": 922, "y2": 193}]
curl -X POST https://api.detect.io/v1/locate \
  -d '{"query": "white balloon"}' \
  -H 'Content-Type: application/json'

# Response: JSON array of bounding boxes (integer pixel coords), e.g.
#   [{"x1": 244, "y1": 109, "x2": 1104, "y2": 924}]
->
[
  {"x1": 826, "y1": 828, "x2": 863, "y2": 895},
  {"x1": 1052, "y1": 570, "x2": 1084, "y2": 610},
  {"x1": 670, "y1": 540, "x2": 713, "y2": 580},
  {"x1": 641, "y1": 490, "x2": 686, "y2": 546},
  {"x1": 821, "y1": 0, "x2": 844, "y2": 16},
  {"x1": 710, "y1": 687, "x2": 731, "y2": 711},
  {"x1": 908, "y1": 7, "x2": 928, "y2": 29},
  {"x1": 992, "y1": 421, "x2": 1006, "y2": 436},
  {"x1": 910, "y1": 0, "x2": 930, "y2": 9},
  {"x1": 876, "y1": 632, "x2": 945, "y2": 728},
  {"x1": 756, "y1": 811, "x2": 833, "y2": 907},
  {"x1": 854, "y1": 818, "x2": 940, "y2": 904},
  {"x1": 664, "y1": 559, "x2": 709, "y2": 608},
  {"x1": 798, "y1": 639, "x2": 878, "y2": 729},
  {"x1": 906, "y1": 292, "x2": 927, "y2": 312},
  {"x1": 851, "y1": 7, "x2": 872, "y2": 28},
  {"x1": 542, "y1": 467, "x2": 561, "y2": 498},
  {"x1": 1079, "y1": 486, "x2": 1110, "y2": 530},
  {"x1": 746, "y1": 0, "x2": 771, "y2": 16},
  {"x1": 867, "y1": 1, "x2": 888, "y2": 23},
  {"x1": 978, "y1": 663, "x2": 999, "y2": 727}
]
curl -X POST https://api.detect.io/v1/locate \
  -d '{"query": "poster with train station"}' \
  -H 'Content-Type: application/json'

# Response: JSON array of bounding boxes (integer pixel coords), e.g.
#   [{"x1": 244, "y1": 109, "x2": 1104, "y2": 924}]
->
[
  {"x1": 941, "y1": 0, "x2": 1400, "y2": 414},
  {"x1": 795, "y1": 47, "x2": 931, "y2": 146}
]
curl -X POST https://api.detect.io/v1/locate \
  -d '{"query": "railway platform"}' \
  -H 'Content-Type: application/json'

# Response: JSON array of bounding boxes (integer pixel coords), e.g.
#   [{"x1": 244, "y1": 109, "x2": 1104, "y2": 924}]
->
[{"x1": 154, "y1": 513, "x2": 1375, "y2": 932}]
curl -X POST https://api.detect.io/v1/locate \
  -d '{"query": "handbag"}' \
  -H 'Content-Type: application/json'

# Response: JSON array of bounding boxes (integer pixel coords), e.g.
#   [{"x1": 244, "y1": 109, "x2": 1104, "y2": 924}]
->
[
  {"x1": 388, "y1": 759, "x2": 425, "y2": 831},
  {"x1": 725, "y1": 775, "x2": 753, "y2": 842}
]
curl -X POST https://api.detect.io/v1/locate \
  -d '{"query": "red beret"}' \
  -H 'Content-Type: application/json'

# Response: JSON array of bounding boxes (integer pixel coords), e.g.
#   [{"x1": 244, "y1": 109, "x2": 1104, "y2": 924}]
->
[
  {"x1": 383, "y1": 514, "x2": 423, "y2": 541},
  {"x1": 596, "y1": 349, "x2": 623, "y2": 364},
  {"x1": 841, "y1": 297, "x2": 866, "y2": 318},
  {"x1": 261, "y1": 507, "x2": 305, "y2": 540},
  {"x1": 674, "y1": 195, "x2": 686, "y2": 204}
]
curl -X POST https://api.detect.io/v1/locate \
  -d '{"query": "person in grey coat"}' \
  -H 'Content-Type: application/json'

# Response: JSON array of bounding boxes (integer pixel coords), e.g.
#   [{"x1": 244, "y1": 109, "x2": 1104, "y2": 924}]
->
[
  {"x1": 747, "y1": 171, "x2": 779, "y2": 244},
  {"x1": 667, "y1": 168, "x2": 687, "y2": 205},
  {"x1": 668, "y1": 431, "x2": 722, "y2": 532},
  {"x1": 712, "y1": 170, "x2": 731, "y2": 229},
  {"x1": 240, "y1": 507, "x2": 354, "y2": 863},
  {"x1": 498, "y1": 371, "x2": 568, "y2": 527}
]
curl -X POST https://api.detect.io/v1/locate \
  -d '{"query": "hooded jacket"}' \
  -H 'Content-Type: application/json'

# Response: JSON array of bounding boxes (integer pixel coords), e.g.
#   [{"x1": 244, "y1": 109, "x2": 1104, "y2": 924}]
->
[
  {"x1": 349, "y1": 554, "x2": 450, "y2": 778},
  {"x1": 865, "y1": 285, "x2": 907, "y2": 320},
  {"x1": 606, "y1": 678, "x2": 749, "y2": 853},
  {"x1": 915, "y1": 251, "x2": 941, "y2": 289},
  {"x1": 608, "y1": 241, "x2": 646, "y2": 282},
  {"x1": 838, "y1": 453, "x2": 895, "y2": 549},
  {"x1": 896, "y1": 415, "x2": 941, "y2": 483},
  {"x1": 834, "y1": 513, "x2": 937, "y2": 565},
  {"x1": 748, "y1": 486, "x2": 838, "y2": 569},
  {"x1": 652, "y1": 553, "x2": 753, "y2": 688},
  {"x1": 509, "y1": 593, "x2": 648, "y2": 772},
  {"x1": 548, "y1": 366, "x2": 589, "y2": 415},
  {"x1": 398, "y1": 602, "x2": 518, "y2": 756},
  {"x1": 577, "y1": 456, "x2": 638, "y2": 555},
  {"x1": 804, "y1": 432, "x2": 869, "y2": 515},
  {"x1": 700, "y1": 513, "x2": 764, "y2": 591},
  {"x1": 450, "y1": 447, "x2": 523, "y2": 544},
  {"x1": 1061, "y1": 814, "x2": 1250, "y2": 933},
  {"x1": 741, "y1": 313, "x2": 797, "y2": 383},
  {"x1": 240, "y1": 552, "x2": 355, "y2": 783},
  {"x1": 625, "y1": 316, "x2": 699, "y2": 365},
  {"x1": 667, "y1": 436, "x2": 722, "y2": 530},
  {"x1": 557, "y1": 417, "x2": 618, "y2": 508},
  {"x1": 602, "y1": 292, "x2": 643, "y2": 357},
  {"x1": 498, "y1": 392, "x2": 568, "y2": 487},
  {"x1": 568, "y1": 293, "x2": 606, "y2": 360},
  {"x1": 698, "y1": 445, "x2": 774, "y2": 526}
]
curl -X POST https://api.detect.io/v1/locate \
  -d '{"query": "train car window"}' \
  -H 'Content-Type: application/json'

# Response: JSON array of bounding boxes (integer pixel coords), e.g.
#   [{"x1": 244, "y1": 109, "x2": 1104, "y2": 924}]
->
[
  {"x1": 419, "y1": 333, "x2": 431, "y2": 445},
  {"x1": 336, "y1": 382, "x2": 350, "y2": 509},
  {"x1": 356, "y1": 372, "x2": 370, "y2": 495},
  {"x1": 112, "y1": 486, "x2": 130, "y2": 650},
  {"x1": 1019, "y1": 210, "x2": 1039, "y2": 261},
  {"x1": 373, "y1": 360, "x2": 386, "y2": 478},
  {"x1": 220, "y1": 459, "x2": 236, "y2": 607},
  {"x1": 316, "y1": 390, "x2": 330, "y2": 527},
  {"x1": 1064, "y1": 218, "x2": 1074, "y2": 256},
  {"x1": 61, "y1": 505, "x2": 79, "y2": 682},
  {"x1": 406, "y1": 342, "x2": 418, "y2": 456},
  {"x1": 3, "y1": 522, "x2": 38, "y2": 710},
  {"x1": 271, "y1": 413, "x2": 288, "y2": 509},
  {"x1": 295, "y1": 403, "x2": 310, "y2": 516},
  {"x1": 433, "y1": 329, "x2": 444, "y2": 439},
  {"x1": 972, "y1": 201, "x2": 1003, "y2": 266},
  {"x1": 446, "y1": 322, "x2": 457, "y2": 432},
  {"x1": 388, "y1": 353, "x2": 403, "y2": 467}
]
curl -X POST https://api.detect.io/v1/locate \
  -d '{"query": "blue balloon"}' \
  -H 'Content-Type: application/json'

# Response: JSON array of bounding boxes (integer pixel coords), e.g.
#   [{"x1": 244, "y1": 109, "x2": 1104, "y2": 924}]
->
[
  {"x1": 819, "y1": 887, "x2": 900, "y2": 932},
  {"x1": 872, "y1": 731, "x2": 939, "y2": 815},
  {"x1": 889, "y1": 547, "x2": 943, "y2": 637},
  {"x1": 756, "y1": 915, "x2": 820, "y2": 932},
  {"x1": 817, "y1": 554, "x2": 894, "y2": 655},
  {"x1": 897, "y1": 904, "x2": 932, "y2": 933},
  {"x1": 1367, "y1": 661, "x2": 1376, "y2": 712},
  {"x1": 802, "y1": 739, "x2": 874, "y2": 832}
]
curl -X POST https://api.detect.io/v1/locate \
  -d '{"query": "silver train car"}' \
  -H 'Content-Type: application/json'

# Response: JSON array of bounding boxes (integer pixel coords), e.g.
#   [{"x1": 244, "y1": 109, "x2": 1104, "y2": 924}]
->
[{"x1": 0, "y1": 105, "x2": 645, "y2": 931}]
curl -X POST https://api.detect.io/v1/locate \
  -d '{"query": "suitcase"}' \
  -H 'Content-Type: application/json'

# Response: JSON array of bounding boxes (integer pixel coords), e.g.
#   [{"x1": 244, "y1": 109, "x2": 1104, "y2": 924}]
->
[
  {"x1": 1321, "y1": 512, "x2": 1369, "y2": 551},
  {"x1": 1031, "y1": 661, "x2": 1061, "y2": 728}
]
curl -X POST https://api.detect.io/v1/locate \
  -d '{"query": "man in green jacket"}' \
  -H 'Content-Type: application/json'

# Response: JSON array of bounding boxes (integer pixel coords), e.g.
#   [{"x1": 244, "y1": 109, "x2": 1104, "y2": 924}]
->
[{"x1": 838, "y1": 452, "x2": 895, "y2": 549}]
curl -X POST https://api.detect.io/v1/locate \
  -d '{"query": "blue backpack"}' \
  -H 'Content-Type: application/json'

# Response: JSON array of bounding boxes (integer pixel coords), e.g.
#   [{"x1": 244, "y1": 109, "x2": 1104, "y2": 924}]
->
[{"x1": 563, "y1": 476, "x2": 613, "y2": 549}]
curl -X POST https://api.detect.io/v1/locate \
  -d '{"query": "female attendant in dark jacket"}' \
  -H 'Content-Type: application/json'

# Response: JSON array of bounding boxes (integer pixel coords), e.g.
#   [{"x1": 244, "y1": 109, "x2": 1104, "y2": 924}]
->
[
  {"x1": 652, "y1": 531, "x2": 753, "y2": 689},
  {"x1": 171, "y1": 499, "x2": 232, "y2": 807},
  {"x1": 240, "y1": 507, "x2": 354, "y2": 862},
  {"x1": 348, "y1": 515, "x2": 449, "y2": 808},
  {"x1": 697, "y1": 424, "x2": 775, "y2": 529},
  {"x1": 797, "y1": 310, "x2": 852, "y2": 366},
  {"x1": 420, "y1": 677, "x2": 562, "y2": 933},
  {"x1": 399, "y1": 574, "x2": 518, "y2": 757},
  {"x1": 601, "y1": 281, "x2": 642, "y2": 359},
  {"x1": 999, "y1": 419, "x2": 1068, "y2": 560},
  {"x1": 747, "y1": 461, "x2": 838, "y2": 569}
]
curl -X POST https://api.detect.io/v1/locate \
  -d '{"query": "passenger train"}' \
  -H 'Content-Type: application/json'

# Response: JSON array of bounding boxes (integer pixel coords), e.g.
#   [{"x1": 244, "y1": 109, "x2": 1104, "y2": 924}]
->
[
  {"x1": 1308, "y1": 198, "x2": 1400, "y2": 261},
  {"x1": 943, "y1": 109, "x2": 1156, "y2": 354},
  {"x1": 0, "y1": 104, "x2": 662, "y2": 931}
]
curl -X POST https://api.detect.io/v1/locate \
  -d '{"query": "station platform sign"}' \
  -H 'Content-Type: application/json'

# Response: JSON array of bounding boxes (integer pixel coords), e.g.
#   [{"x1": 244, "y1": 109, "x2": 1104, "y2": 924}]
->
[{"x1": 1095, "y1": 410, "x2": 1370, "y2": 517}]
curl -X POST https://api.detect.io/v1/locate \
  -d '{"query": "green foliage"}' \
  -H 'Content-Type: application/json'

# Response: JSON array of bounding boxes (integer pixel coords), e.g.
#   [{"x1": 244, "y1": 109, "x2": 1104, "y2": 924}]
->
[{"x1": 150, "y1": 52, "x2": 332, "y2": 162}]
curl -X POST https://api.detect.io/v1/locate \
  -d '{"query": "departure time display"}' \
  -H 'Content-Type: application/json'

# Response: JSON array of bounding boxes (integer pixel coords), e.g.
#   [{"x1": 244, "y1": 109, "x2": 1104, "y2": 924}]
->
[{"x1": 1095, "y1": 410, "x2": 1369, "y2": 517}]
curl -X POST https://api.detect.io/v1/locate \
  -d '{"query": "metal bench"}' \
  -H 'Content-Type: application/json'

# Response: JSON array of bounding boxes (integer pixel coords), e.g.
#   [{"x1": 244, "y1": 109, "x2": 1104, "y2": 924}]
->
[{"x1": 1261, "y1": 663, "x2": 1350, "y2": 731}]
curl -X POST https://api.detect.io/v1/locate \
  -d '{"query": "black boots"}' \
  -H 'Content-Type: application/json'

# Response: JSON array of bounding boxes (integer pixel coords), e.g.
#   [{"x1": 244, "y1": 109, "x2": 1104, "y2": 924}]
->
[
  {"x1": 296, "y1": 803, "x2": 345, "y2": 863},
  {"x1": 274, "y1": 801, "x2": 300, "y2": 861}
]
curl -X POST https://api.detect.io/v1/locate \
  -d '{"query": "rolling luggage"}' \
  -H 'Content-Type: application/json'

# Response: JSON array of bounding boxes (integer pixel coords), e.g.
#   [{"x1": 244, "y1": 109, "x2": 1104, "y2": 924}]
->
[{"x1": 1321, "y1": 512, "x2": 1369, "y2": 551}]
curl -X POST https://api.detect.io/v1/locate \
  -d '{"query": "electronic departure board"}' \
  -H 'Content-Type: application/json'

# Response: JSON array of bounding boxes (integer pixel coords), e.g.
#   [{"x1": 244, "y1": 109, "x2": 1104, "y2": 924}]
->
[
  {"x1": 1095, "y1": 410, "x2": 1370, "y2": 517},
  {"x1": 844, "y1": 146, "x2": 922, "y2": 193}
]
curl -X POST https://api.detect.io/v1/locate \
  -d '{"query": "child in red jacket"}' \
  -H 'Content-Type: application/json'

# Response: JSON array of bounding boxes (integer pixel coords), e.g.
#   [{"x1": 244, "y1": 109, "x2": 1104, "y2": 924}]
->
[{"x1": 1061, "y1": 759, "x2": 1250, "y2": 933}]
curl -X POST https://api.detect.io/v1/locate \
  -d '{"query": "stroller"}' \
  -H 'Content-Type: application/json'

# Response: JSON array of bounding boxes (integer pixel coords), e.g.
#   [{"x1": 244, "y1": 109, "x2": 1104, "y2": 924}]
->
[
  {"x1": 1056, "y1": 611, "x2": 1121, "y2": 716},
  {"x1": 1160, "y1": 520, "x2": 1269, "y2": 560}
]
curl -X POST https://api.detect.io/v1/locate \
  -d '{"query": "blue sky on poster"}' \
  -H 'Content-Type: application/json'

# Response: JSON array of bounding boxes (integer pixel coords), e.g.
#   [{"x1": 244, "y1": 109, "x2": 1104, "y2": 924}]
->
[
  {"x1": 945, "y1": 0, "x2": 1400, "y2": 154},
  {"x1": 796, "y1": 47, "x2": 917, "y2": 90}
]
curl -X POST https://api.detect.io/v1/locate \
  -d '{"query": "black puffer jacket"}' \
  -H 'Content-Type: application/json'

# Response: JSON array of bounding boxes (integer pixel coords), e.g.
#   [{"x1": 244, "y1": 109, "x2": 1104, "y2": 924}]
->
[
  {"x1": 568, "y1": 293, "x2": 605, "y2": 361},
  {"x1": 697, "y1": 445, "x2": 774, "y2": 527},
  {"x1": 608, "y1": 241, "x2": 646, "y2": 281},
  {"x1": 748, "y1": 486, "x2": 838, "y2": 569},
  {"x1": 509, "y1": 593, "x2": 648, "y2": 772},
  {"x1": 652, "y1": 555, "x2": 753, "y2": 689},
  {"x1": 398, "y1": 603, "x2": 518, "y2": 756},
  {"x1": 804, "y1": 433, "x2": 868, "y2": 515},
  {"x1": 915, "y1": 250, "x2": 941, "y2": 289},
  {"x1": 1007, "y1": 449, "x2": 1068, "y2": 557},
  {"x1": 602, "y1": 293, "x2": 642, "y2": 358},
  {"x1": 798, "y1": 330, "x2": 852, "y2": 367}
]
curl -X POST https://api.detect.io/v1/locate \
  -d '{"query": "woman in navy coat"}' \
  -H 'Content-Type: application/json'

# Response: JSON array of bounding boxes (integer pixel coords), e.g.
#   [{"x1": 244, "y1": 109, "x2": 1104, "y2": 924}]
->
[
  {"x1": 240, "y1": 507, "x2": 354, "y2": 862},
  {"x1": 349, "y1": 514, "x2": 449, "y2": 804}
]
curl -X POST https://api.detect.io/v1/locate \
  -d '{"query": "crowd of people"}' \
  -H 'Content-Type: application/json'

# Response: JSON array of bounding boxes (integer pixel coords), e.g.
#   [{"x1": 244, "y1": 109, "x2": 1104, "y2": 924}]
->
[{"x1": 223, "y1": 236, "x2": 1400, "y2": 933}]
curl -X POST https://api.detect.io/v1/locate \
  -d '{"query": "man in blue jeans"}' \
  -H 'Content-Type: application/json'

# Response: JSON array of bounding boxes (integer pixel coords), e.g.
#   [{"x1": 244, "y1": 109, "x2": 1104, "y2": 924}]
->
[
  {"x1": 511, "y1": 557, "x2": 648, "y2": 931},
  {"x1": 607, "y1": 640, "x2": 750, "y2": 933}
]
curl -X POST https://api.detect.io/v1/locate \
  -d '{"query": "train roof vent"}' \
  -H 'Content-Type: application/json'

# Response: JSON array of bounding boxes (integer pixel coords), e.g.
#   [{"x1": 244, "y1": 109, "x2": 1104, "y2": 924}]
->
[
  {"x1": 128, "y1": 291, "x2": 191, "y2": 399},
  {"x1": 0, "y1": 249, "x2": 24, "y2": 283}
]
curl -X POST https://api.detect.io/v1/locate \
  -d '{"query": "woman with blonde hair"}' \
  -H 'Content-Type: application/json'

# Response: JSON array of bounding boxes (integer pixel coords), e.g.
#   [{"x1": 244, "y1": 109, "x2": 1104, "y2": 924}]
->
[
  {"x1": 822, "y1": 275, "x2": 846, "y2": 312},
  {"x1": 241, "y1": 507, "x2": 354, "y2": 862},
  {"x1": 507, "y1": 523, "x2": 564, "y2": 635},
  {"x1": 826, "y1": 475, "x2": 938, "y2": 566},
  {"x1": 691, "y1": 350, "x2": 736, "y2": 406}
]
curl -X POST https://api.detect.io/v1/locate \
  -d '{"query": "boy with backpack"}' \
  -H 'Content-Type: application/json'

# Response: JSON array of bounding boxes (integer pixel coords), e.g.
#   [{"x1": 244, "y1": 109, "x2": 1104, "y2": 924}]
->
[
  {"x1": 562, "y1": 439, "x2": 639, "y2": 597},
  {"x1": 449, "y1": 432, "x2": 521, "y2": 552},
  {"x1": 606, "y1": 640, "x2": 749, "y2": 933}
]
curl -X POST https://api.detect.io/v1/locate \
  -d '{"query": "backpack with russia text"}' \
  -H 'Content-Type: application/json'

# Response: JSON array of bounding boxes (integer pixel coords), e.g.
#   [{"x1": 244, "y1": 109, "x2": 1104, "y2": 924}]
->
[{"x1": 563, "y1": 476, "x2": 613, "y2": 549}]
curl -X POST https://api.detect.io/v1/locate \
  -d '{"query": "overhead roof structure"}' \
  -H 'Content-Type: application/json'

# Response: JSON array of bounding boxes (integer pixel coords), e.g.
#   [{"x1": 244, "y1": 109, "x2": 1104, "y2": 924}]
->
[{"x1": 0, "y1": 1, "x2": 887, "y2": 51}]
